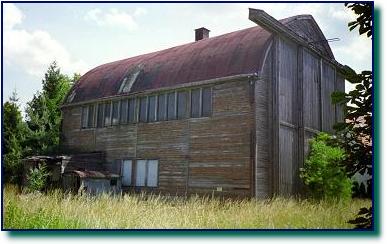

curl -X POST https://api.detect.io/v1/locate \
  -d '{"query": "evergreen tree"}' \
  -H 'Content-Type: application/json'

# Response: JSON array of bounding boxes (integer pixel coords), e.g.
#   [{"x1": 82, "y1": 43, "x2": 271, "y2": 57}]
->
[
  {"x1": 24, "y1": 61, "x2": 72, "y2": 155},
  {"x1": 3, "y1": 90, "x2": 25, "y2": 183}
]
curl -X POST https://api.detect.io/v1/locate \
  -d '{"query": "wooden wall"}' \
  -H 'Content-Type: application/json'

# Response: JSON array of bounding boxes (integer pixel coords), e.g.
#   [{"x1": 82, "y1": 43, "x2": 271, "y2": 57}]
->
[
  {"x1": 61, "y1": 78, "x2": 254, "y2": 197},
  {"x1": 273, "y1": 36, "x2": 345, "y2": 196}
]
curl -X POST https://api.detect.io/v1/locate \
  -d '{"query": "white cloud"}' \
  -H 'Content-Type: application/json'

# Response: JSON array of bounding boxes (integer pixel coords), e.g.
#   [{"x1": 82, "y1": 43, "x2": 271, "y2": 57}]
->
[
  {"x1": 4, "y1": 2, "x2": 24, "y2": 30},
  {"x1": 85, "y1": 8, "x2": 146, "y2": 31},
  {"x1": 3, "y1": 3, "x2": 89, "y2": 78},
  {"x1": 134, "y1": 7, "x2": 147, "y2": 17}
]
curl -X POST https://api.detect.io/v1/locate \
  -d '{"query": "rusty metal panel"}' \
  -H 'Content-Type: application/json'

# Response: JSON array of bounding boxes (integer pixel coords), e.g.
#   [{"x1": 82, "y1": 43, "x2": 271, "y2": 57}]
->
[{"x1": 65, "y1": 25, "x2": 274, "y2": 104}]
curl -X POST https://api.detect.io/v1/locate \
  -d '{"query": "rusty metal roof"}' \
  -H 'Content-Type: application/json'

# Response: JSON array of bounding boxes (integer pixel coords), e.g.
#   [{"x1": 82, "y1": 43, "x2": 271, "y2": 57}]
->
[
  {"x1": 66, "y1": 25, "x2": 273, "y2": 104},
  {"x1": 65, "y1": 170, "x2": 120, "y2": 179},
  {"x1": 65, "y1": 15, "x2": 333, "y2": 104}
]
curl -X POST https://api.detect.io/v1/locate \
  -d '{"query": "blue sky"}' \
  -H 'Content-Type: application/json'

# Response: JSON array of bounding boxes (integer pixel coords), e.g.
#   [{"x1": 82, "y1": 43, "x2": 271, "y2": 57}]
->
[{"x1": 3, "y1": 2, "x2": 372, "y2": 115}]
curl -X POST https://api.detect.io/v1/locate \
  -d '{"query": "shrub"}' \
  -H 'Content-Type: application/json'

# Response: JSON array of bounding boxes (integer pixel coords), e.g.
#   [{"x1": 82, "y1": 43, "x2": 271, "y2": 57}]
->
[
  {"x1": 300, "y1": 133, "x2": 352, "y2": 201},
  {"x1": 26, "y1": 163, "x2": 50, "y2": 192}
]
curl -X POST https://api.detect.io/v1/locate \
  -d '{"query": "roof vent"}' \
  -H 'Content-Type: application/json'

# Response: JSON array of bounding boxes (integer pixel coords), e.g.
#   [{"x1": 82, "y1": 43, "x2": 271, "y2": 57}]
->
[{"x1": 195, "y1": 27, "x2": 210, "y2": 41}]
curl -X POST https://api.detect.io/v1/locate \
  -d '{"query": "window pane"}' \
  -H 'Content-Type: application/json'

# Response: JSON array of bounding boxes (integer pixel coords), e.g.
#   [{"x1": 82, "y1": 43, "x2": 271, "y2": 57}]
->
[
  {"x1": 158, "y1": 94, "x2": 167, "y2": 121},
  {"x1": 167, "y1": 92, "x2": 176, "y2": 120},
  {"x1": 191, "y1": 89, "x2": 201, "y2": 118},
  {"x1": 139, "y1": 97, "x2": 148, "y2": 122},
  {"x1": 202, "y1": 87, "x2": 212, "y2": 117},
  {"x1": 120, "y1": 99, "x2": 128, "y2": 124},
  {"x1": 148, "y1": 95, "x2": 157, "y2": 122},
  {"x1": 104, "y1": 102, "x2": 111, "y2": 126},
  {"x1": 147, "y1": 160, "x2": 158, "y2": 187},
  {"x1": 121, "y1": 160, "x2": 132, "y2": 186},
  {"x1": 177, "y1": 91, "x2": 188, "y2": 119},
  {"x1": 135, "y1": 160, "x2": 147, "y2": 186},
  {"x1": 81, "y1": 106, "x2": 88, "y2": 128},
  {"x1": 128, "y1": 98, "x2": 136, "y2": 123},
  {"x1": 97, "y1": 103, "x2": 104, "y2": 128},
  {"x1": 112, "y1": 101, "x2": 119, "y2": 125},
  {"x1": 87, "y1": 104, "x2": 95, "y2": 128}
]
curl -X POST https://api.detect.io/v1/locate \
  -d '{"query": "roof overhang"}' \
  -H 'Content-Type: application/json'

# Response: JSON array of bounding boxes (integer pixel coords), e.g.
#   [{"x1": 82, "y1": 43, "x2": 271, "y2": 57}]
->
[{"x1": 248, "y1": 8, "x2": 346, "y2": 73}]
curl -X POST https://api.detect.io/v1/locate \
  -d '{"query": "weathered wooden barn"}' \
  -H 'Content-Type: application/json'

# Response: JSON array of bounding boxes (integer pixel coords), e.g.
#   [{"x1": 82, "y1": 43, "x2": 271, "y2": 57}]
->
[{"x1": 60, "y1": 9, "x2": 345, "y2": 198}]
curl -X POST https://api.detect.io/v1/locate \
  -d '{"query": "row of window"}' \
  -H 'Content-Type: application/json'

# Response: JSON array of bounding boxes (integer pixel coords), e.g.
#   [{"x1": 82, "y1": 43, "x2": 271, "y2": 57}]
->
[
  {"x1": 81, "y1": 87, "x2": 212, "y2": 129},
  {"x1": 121, "y1": 159, "x2": 159, "y2": 187}
]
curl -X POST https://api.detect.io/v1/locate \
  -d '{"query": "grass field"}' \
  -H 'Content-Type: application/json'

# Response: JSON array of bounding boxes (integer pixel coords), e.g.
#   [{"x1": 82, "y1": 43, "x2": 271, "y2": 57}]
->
[{"x1": 3, "y1": 185, "x2": 371, "y2": 229}]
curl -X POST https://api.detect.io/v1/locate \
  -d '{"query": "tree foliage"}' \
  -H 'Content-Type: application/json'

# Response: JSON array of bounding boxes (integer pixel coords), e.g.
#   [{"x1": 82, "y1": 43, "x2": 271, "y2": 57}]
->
[
  {"x1": 3, "y1": 91, "x2": 26, "y2": 183},
  {"x1": 332, "y1": 3, "x2": 373, "y2": 196},
  {"x1": 345, "y1": 3, "x2": 373, "y2": 38},
  {"x1": 338, "y1": 2, "x2": 373, "y2": 229},
  {"x1": 24, "y1": 62, "x2": 73, "y2": 156},
  {"x1": 300, "y1": 133, "x2": 352, "y2": 201}
]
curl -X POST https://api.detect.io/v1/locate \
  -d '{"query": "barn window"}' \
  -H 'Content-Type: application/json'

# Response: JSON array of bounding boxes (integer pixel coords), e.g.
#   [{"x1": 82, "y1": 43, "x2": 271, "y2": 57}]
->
[
  {"x1": 148, "y1": 95, "x2": 157, "y2": 122},
  {"x1": 191, "y1": 88, "x2": 201, "y2": 118},
  {"x1": 128, "y1": 98, "x2": 136, "y2": 123},
  {"x1": 146, "y1": 160, "x2": 159, "y2": 187},
  {"x1": 120, "y1": 99, "x2": 128, "y2": 124},
  {"x1": 97, "y1": 103, "x2": 104, "y2": 128},
  {"x1": 134, "y1": 159, "x2": 159, "y2": 187},
  {"x1": 135, "y1": 160, "x2": 147, "y2": 186},
  {"x1": 121, "y1": 159, "x2": 133, "y2": 186},
  {"x1": 177, "y1": 91, "x2": 189, "y2": 119},
  {"x1": 104, "y1": 102, "x2": 112, "y2": 126},
  {"x1": 87, "y1": 104, "x2": 95, "y2": 128},
  {"x1": 202, "y1": 87, "x2": 212, "y2": 117},
  {"x1": 158, "y1": 93, "x2": 167, "y2": 121},
  {"x1": 139, "y1": 97, "x2": 148, "y2": 122},
  {"x1": 112, "y1": 100, "x2": 120, "y2": 125},
  {"x1": 81, "y1": 106, "x2": 88, "y2": 129},
  {"x1": 167, "y1": 92, "x2": 176, "y2": 120}
]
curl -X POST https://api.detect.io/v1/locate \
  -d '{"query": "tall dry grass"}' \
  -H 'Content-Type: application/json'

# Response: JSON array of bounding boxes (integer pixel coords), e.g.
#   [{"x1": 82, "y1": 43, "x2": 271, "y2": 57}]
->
[{"x1": 3, "y1": 184, "x2": 371, "y2": 229}]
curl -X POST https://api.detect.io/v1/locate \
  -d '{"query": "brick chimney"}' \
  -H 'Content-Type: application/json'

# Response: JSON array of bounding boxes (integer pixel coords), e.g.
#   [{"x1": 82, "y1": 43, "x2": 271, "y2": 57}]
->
[{"x1": 195, "y1": 27, "x2": 210, "y2": 41}]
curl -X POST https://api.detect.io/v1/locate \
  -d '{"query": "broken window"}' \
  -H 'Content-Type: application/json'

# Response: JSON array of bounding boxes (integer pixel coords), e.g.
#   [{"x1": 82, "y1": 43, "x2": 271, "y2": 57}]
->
[
  {"x1": 158, "y1": 93, "x2": 167, "y2": 121},
  {"x1": 112, "y1": 100, "x2": 120, "y2": 125},
  {"x1": 167, "y1": 92, "x2": 176, "y2": 120},
  {"x1": 128, "y1": 98, "x2": 136, "y2": 123},
  {"x1": 120, "y1": 99, "x2": 128, "y2": 124},
  {"x1": 191, "y1": 88, "x2": 201, "y2": 118},
  {"x1": 148, "y1": 95, "x2": 157, "y2": 122},
  {"x1": 97, "y1": 103, "x2": 104, "y2": 128},
  {"x1": 202, "y1": 87, "x2": 212, "y2": 117},
  {"x1": 104, "y1": 102, "x2": 112, "y2": 126}
]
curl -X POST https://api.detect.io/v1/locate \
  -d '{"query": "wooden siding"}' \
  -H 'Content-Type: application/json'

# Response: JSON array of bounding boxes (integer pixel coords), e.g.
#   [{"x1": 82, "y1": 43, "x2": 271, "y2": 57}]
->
[
  {"x1": 255, "y1": 41, "x2": 273, "y2": 198},
  {"x1": 61, "y1": 78, "x2": 254, "y2": 197},
  {"x1": 335, "y1": 74, "x2": 345, "y2": 123},
  {"x1": 277, "y1": 38, "x2": 299, "y2": 195},
  {"x1": 321, "y1": 61, "x2": 336, "y2": 133},
  {"x1": 303, "y1": 49, "x2": 321, "y2": 131}
]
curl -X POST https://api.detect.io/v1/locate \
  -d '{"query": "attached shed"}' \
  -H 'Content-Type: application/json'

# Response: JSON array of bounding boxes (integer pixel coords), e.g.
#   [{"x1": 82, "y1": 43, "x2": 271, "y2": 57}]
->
[
  {"x1": 60, "y1": 9, "x2": 345, "y2": 198},
  {"x1": 62, "y1": 170, "x2": 121, "y2": 195}
]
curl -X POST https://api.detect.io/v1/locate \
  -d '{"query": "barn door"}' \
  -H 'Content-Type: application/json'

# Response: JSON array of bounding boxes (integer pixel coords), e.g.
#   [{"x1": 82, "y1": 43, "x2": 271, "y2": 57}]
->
[
  {"x1": 277, "y1": 39, "x2": 299, "y2": 195},
  {"x1": 121, "y1": 160, "x2": 133, "y2": 186}
]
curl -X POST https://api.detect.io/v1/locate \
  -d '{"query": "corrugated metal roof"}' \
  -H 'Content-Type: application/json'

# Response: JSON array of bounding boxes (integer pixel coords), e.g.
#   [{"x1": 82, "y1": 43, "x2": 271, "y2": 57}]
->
[
  {"x1": 65, "y1": 170, "x2": 120, "y2": 179},
  {"x1": 65, "y1": 15, "x2": 333, "y2": 104}
]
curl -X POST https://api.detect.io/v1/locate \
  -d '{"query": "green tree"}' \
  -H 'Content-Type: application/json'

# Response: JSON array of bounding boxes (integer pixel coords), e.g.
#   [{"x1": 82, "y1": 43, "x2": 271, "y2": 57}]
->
[
  {"x1": 3, "y1": 90, "x2": 26, "y2": 183},
  {"x1": 332, "y1": 3, "x2": 373, "y2": 196},
  {"x1": 332, "y1": 2, "x2": 373, "y2": 229},
  {"x1": 24, "y1": 62, "x2": 73, "y2": 155}
]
